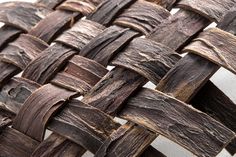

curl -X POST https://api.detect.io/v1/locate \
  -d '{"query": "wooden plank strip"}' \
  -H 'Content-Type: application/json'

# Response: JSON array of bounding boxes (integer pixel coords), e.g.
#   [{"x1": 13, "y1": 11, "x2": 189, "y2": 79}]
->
[
  {"x1": 177, "y1": 0, "x2": 236, "y2": 22},
  {"x1": 32, "y1": 133, "x2": 86, "y2": 157},
  {"x1": 95, "y1": 122, "x2": 156, "y2": 157},
  {"x1": 0, "y1": 34, "x2": 49, "y2": 69},
  {"x1": 0, "y1": 77, "x2": 40, "y2": 115},
  {"x1": 114, "y1": 0, "x2": 170, "y2": 35},
  {"x1": 57, "y1": 0, "x2": 97, "y2": 15},
  {"x1": 80, "y1": 25, "x2": 138, "y2": 66},
  {"x1": 48, "y1": 99, "x2": 120, "y2": 153},
  {"x1": 36, "y1": 0, "x2": 65, "y2": 9},
  {"x1": 148, "y1": 9, "x2": 210, "y2": 50},
  {"x1": 0, "y1": 26, "x2": 22, "y2": 49},
  {"x1": 13, "y1": 84, "x2": 77, "y2": 141},
  {"x1": 56, "y1": 19, "x2": 105, "y2": 51},
  {"x1": 64, "y1": 55, "x2": 108, "y2": 86},
  {"x1": 22, "y1": 43, "x2": 77, "y2": 84},
  {"x1": 29, "y1": 10, "x2": 80, "y2": 43},
  {"x1": 0, "y1": 2, "x2": 52, "y2": 31},
  {"x1": 119, "y1": 88, "x2": 236, "y2": 157},
  {"x1": 87, "y1": 0, "x2": 136, "y2": 26},
  {"x1": 183, "y1": 28, "x2": 236, "y2": 75},
  {"x1": 82, "y1": 67, "x2": 147, "y2": 116},
  {"x1": 112, "y1": 38, "x2": 181, "y2": 84},
  {"x1": 156, "y1": 53, "x2": 219, "y2": 102},
  {"x1": 0, "y1": 127, "x2": 39, "y2": 157}
]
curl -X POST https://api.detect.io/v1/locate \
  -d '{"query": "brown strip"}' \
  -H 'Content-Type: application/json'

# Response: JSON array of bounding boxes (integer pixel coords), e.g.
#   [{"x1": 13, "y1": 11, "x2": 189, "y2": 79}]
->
[
  {"x1": 48, "y1": 99, "x2": 120, "y2": 153},
  {"x1": 80, "y1": 25, "x2": 138, "y2": 66},
  {"x1": 56, "y1": 19, "x2": 105, "y2": 51},
  {"x1": 87, "y1": 0, "x2": 136, "y2": 26},
  {"x1": 0, "y1": 2, "x2": 51, "y2": 31},
  {"x1": 114, "y1": 0, "x2": 170, "y2": 35},
  {"x1": 82, "y1": 67, "x2": 147, "y2": 116},
  {"x1": 183, "y1": 28, "x2": 236, "y2": 75},
  {"x1": 36, "y1": 0, "x2": 65, "y2": 9},
  {"x1": 51, "y1": 72, "x2": 92, "y2": 94},
  {"x1": 29, "y1": 10, "x2": 80, "y2": 43},
  {"x1": 119, "y1": 88, "x2": 235, "y2": 157},
  {"x1": 0, "y1": 34, "x2": 49, "y2": 69},
  {"x1": 22, "y1": 43, "x2": 77, "y2": 84},
  {"x1": 64, "y1": 55, "x2": 108, "y2": 86},
  {"x1": 0, "y1": 77, "x2": 40, "y2": 115},
  {"x1": 0, "y1": 26, "x2": 22, "y2": 49},
  {"x1": 112, "y1": 38, "x2": 180, "y2": 84},
  {"x1": 0, "y1": 62, "x2": 21, "y2": 87},
  {"x1": 57, "y1": 0, "x2": 97, "y2": 15},
  {"x1": 148, "y1": 9, "x2": 210, "y2": 50},
  {"x1": 32, "y1": 133, "x2": 86, "y2": 157},
  {"x1": 13, "y1": 84, "x2": 77, "y2": 141},
  {"x1": 95, "y1": 122, "x2": 156, "y2": 157},
  {"x1": 156, "y1": 53, "x2": 219, "y2": 102},
  {"x1": 0, "y1": 127, "x2": 39, "y2": 157},
  {"x1": 177, "y1": 0, "x2": 236, "y2": 22},
  {"x1": 145, "y1": 0, "x2": 177, "y2": 10}
]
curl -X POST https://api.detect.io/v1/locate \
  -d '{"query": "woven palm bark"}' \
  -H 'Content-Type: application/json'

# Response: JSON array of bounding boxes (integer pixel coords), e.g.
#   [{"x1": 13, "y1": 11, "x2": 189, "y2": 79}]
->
[{"x1": 0, "y1": 0, "x2": 236, "y2": 157}]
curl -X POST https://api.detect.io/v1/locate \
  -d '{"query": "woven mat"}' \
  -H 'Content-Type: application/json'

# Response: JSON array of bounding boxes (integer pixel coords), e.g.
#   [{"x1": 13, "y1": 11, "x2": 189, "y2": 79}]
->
[{"x1": 0, "y1": 0, "x2": 236, "y2": 157}]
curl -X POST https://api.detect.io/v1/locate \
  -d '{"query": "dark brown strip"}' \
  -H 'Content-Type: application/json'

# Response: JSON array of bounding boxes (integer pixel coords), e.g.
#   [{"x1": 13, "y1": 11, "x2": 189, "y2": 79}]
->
[
  {"x1": 56, "y1": 19, "x2": 105, "y2": 51},
  {"x1": 82, "y1": 67, "x2": 147, "y2": 116},
  {"x1": 64, "y1": 55, "x2": 108, "y2": 86},
  {"x1": 51, "y1": 72, "x2": 92, "y2": 94},
  {"x1": 48, "y1": 99, "x2": 120, "y2": 153},
  {"x1": 32, "y1": 133, "x2": 86, "y2": 157},
  {"x1": 112, "y1": 38, "x2": 180, "y2": 84},
  {"x1": 148, "y1": 9, "x2": 210, "y2": 50},
  {"x1": 0, "y1": 34, "x2": 49, "y2": 69},
  {"x1": 0, "y1": 62, "x2": 21, "y2": 87},
  {"x1": 114, "y1": 0, "x2": 170, "y2": 35},
  {"x1": 119, "y1": 88, "x2": 235, "y2": 157},
  {"x1": 0, "y1": 2, "x2": 52, "y2": 31},
  {"x1": 36, "y1": 0, "x2": 65, "y2": 9},
  {"x1": 0, "y1": 127, "x2": 39, "y2": 157},
  {"x1": 156, "y1": 53, "x2": 219, "y2": 102},
  {"x1": 57, "y1": 0, "x2": 97, "y2": 15},
  {"x1": 22, "y1": 44, "x2": 77, "y2": 84},
  {"x1": 80, "y1": 25, "x2": 138, "y2": 66},
  {"x1": 95, "y1": 122, "x2": 156, "y2": 157},
  {"x1": 29, "y1": 10, "x2": 80, "y2": 43},
  {"x1": 87, "y1": 0, "x2": 136, "y2": 26},
  {"x1": 145, "y1": 0, "x2": 177, "y2": 10},
  {"x1": 0, "y1": 26, "x2": 22, "y2": 49},
  {"x1": 183, "y1": 28, "x2": 236, "y2": 75},
  {"x1": 0, "y1": 77, "x2": 40, "y2": 115},
  {"x1": 177, "y1": 0, "x2": 236, "y2": 22},
  {"x1": 13, "y1": 84, "x2": 77, "y2": 141}
]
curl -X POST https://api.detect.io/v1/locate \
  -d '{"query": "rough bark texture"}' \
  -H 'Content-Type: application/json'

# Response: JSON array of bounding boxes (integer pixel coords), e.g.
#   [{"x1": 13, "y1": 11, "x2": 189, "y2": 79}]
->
[
  {"x1": 114, "y1": 0, "x2": 170, "y2": 35},
  {"x1": 119, "y1": 88, "x2": 235, "y2": 157},
  {"x1": 0, "y1": 2, "x2": 51, "y2": 31},
  {"x1": 80, "y1": 25, "x2": 138, "y2": 66},
  {"x1": 0, "y1": 0, "x2": 236, "y2": 157},
  {"x1": 177, "y1": 0, "x2": 236, "y2": 22},
  {"x1": 112, "y1": 38, "x2": 181, "y2": 84},
  {"x1": 13, "y1": 84, "x2": 77, "y2": 141},
  {"x1": 184, "y1": 28, "x2": 236, "y2": 75}
]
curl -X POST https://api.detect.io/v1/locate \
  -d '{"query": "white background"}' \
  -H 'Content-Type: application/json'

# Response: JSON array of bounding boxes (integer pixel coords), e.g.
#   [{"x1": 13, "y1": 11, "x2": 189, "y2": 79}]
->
[{"x1": 1, "y1": 0, "x2": 236, "y2": 156}]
